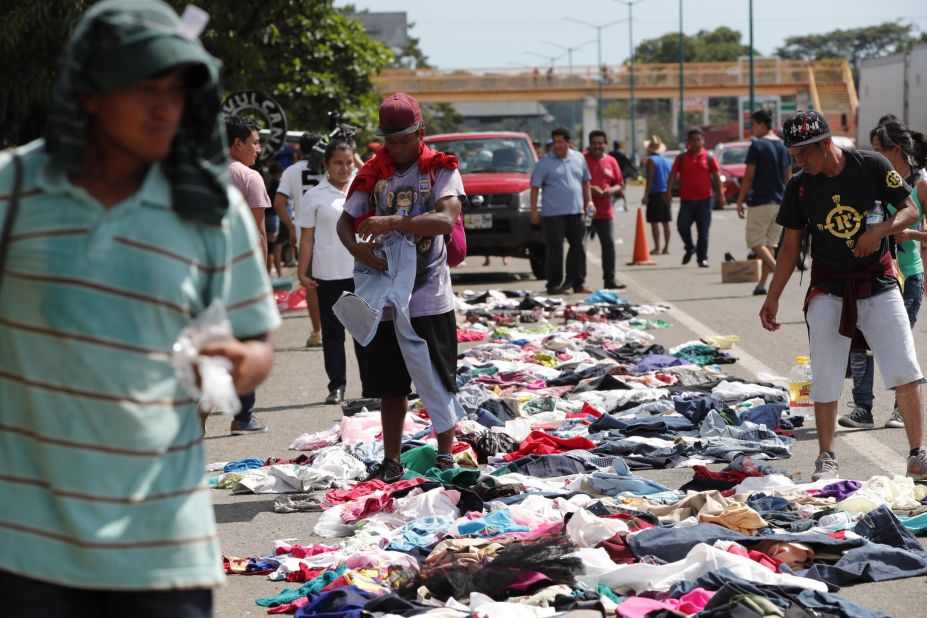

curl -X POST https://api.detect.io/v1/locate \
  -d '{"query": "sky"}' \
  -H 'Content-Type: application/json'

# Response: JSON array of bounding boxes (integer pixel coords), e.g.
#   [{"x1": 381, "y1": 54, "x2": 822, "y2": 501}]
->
[{"x1": 343, "y1": 0, "x2": 927, "y2": 70}]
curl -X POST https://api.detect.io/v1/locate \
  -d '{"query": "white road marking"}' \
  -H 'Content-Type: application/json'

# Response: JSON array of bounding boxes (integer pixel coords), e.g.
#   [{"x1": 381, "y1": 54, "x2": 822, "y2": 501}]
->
[{"x1": 589, "y1": 251, "x2": 896, "y2": 474}]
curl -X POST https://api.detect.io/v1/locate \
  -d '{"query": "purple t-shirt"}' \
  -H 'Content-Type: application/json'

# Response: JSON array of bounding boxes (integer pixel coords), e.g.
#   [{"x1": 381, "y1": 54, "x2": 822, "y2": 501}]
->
[
  {"x1": 344, "y1": 165, "x2": 464, "y2": 317},
  {"x1": 229, "y1": 161, "x2": 271, "y2": 210}
]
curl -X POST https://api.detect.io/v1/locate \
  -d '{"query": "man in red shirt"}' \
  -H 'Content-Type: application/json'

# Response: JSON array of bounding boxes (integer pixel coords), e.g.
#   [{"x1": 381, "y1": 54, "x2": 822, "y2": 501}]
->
[
  {"x1": 584, "y1": 130, "x2": 626, "y2": 289},
  {"x1": 665, "y1": 128, "x2": 725, "y2": 267}
]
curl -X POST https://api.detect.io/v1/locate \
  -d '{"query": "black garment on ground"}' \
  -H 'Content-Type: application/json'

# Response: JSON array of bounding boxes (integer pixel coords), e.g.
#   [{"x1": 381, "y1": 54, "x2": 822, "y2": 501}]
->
[
  {"x1": 546, "y1": 364, "x2": 611, "y2": 387},
  {"x1": 777, "y1": 149, "x2": 911, "y2": 297},
  {"x1": 478, "y1": 398, "x2": 517, "y2": 422},
  {"x1": 363, "y1": 593, "x2": 433, "y2": 616},
  {"x1": 459, "y1": 430, "x2": 518, "y2": 464}
]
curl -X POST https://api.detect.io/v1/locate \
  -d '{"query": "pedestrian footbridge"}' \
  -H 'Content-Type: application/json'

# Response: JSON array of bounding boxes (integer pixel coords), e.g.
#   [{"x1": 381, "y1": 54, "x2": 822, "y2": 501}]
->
[{"x1": 373, "y1": 59, "x2": 858, "y2": 136}]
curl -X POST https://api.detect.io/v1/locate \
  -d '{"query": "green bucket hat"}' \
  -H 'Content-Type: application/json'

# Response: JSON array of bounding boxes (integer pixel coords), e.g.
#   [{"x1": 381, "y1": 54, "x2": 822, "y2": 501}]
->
[{"x1": 45, "y1": 0, "x2": 230, "y2": 224}]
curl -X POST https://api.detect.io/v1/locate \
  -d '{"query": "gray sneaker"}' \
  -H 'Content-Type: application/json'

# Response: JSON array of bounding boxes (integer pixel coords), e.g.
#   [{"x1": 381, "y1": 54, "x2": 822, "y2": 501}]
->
[
  {"x1": 907, "y1": 449, "x2": 927, "y2": 481},
  {"x1": 837, "y1": 404, "x2": 874, "y2": 429},
  {"x1": 812, "y1": 452, "x2": 839, "y2": 481},
  {"x1": 885, "y1": 407, "x2": 905, "y2": 428}
]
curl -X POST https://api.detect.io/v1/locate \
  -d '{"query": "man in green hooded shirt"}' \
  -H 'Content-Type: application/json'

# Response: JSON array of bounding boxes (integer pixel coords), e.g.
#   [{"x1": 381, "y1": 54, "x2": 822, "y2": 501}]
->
[{"x1": 0, "y1": 1, "x2": 279, "y2": 614}]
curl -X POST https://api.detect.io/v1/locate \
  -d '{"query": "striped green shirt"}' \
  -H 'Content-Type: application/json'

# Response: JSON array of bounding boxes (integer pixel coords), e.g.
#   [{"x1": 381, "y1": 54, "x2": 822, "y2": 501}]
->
[{"x1": 0, "y1": 140, "x2": 280, "y2": 590}]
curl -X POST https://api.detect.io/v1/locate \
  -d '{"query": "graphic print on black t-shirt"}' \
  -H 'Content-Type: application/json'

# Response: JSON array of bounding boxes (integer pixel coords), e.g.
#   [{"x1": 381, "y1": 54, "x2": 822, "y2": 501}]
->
[{"x1": 777, "y1": 150, "x2": 913, "y2": 276}]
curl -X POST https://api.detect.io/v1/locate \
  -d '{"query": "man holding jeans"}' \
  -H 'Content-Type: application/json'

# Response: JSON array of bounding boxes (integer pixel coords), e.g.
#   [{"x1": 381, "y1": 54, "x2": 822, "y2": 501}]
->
[
  {"x1": 530, "y1": 127, "x2": 593, "y2": 295},
  {"x1": 666, "y1": 128, "x2": 725, "y2": 267},
  {"x1": 760, "y1": 111, "x2": 927, "y2": 482}
]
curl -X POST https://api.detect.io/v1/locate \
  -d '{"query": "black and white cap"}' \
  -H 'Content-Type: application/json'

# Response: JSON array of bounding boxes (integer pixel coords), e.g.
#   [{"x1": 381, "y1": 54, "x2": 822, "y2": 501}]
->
[{"x1": 782, "y1": 111, "x2": 831, "y2": 148}]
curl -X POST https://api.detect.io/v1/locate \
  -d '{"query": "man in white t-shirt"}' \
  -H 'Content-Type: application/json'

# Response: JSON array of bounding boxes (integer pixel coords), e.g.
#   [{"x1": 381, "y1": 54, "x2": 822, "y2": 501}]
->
[{"x1": 276, "y1": 132, "x2": 325, "y2": 347}]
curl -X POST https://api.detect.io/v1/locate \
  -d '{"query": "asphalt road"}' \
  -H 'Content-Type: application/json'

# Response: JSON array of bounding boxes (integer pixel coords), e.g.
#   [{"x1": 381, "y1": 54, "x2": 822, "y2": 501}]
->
[{"x1": 206, "y1": 183, "x2": 927, "y2": 617}]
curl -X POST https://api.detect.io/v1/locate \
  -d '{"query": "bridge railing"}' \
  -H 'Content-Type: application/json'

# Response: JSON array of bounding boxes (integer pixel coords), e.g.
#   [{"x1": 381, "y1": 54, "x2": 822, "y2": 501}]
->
[{"x1": 374, "y1": 59, "x2": 849, "y2": 93}]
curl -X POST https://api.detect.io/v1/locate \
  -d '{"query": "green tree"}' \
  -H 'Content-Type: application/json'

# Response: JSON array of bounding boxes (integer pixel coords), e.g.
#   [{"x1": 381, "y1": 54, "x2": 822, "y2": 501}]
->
[
  {"x1": 776, "y1": 21, "x2": 919, "y2": 68},
  {"x1": 633, "y1": 27, "x2": 751, "y2": 64},
  {"x1": 0, "y1": 0, "x2": 393, "y2": 146}
]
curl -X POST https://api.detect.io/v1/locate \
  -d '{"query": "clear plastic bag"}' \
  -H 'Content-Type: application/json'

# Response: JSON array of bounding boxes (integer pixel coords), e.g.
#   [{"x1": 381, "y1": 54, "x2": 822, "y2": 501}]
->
[{"x1": 172, "y1": 301, "x2": 241, "y2": 415}]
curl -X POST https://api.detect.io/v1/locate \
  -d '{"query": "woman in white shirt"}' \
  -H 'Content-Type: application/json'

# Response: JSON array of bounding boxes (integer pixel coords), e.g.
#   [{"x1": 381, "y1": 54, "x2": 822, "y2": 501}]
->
[{"x1": 297, "y1": 141, "x2": 365, "y2": 404}]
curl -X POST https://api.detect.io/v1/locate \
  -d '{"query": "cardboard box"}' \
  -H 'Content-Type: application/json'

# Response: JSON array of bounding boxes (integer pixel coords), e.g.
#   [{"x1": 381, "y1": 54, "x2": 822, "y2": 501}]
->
[{"x1": 721, "y1": 259, "x2": 762, "y2": 283}]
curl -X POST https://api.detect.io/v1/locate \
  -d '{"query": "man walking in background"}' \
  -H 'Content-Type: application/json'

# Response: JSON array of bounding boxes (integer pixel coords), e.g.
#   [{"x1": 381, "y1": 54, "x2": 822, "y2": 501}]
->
[
  {"x1": 584, "y1": 130, "x2": 626, "y2": 290},
  {"x1": 530, "y1": 127, "x2": 593, "y2": 295},
  {"x1": 275, "y1": 132, "x2": 326, "y2": 347},
  {"x1": 666, "y1": 128, "x2": 725, "y2": 267},
  {"x1": 736, "y1": 109, "x2": 792, "y2": 295},
  {"x1": 227, "y1": 115, "x2": 274, "y2": 435}
]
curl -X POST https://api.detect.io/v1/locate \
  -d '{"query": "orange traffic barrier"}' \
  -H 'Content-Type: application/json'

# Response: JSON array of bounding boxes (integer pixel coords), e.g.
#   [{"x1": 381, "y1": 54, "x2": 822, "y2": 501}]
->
[{"x1": 627, "y1": 207, "x2": 656, "y2": 266}]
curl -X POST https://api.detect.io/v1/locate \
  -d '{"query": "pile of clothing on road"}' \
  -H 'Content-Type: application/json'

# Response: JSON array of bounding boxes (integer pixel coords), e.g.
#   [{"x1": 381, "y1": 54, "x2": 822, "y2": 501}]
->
[{"x1": 212, "y1": 290, "x2": 927, "y2": 617}]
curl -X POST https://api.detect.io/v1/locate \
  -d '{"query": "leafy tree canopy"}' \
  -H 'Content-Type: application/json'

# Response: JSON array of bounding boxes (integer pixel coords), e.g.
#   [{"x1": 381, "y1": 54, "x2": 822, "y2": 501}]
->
[
  {"x1": 775, "y1": 21, "x2": 925, "y2": 71},
  {"x1": 0, "y1": 0, "x2": 393, "y2": 146},
  {"x1": 633, "y1": 27, "x2": 751, "y2": 64}
]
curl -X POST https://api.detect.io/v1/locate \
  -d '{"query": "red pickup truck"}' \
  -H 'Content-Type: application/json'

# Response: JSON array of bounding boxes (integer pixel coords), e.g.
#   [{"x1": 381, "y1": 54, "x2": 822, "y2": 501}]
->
[{"x1": 425, "y1": 131, "x2": 546, "y2": 278}]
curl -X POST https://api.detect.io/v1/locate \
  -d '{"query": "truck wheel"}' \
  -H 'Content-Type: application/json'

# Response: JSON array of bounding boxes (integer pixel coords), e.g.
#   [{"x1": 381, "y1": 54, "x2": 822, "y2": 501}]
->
[{"x1": 529, "y1": 246, "x2": 546, "y2": 280}]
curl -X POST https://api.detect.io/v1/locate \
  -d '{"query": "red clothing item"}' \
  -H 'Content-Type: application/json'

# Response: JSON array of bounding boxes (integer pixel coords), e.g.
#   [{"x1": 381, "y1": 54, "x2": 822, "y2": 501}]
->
[
  {"x1": 583, "y1": 152, "x2": 624, "y2": 220},
  {"x1": 671, "y1": 147, "x2": 718, "y2": 201},
  {"x1": 724, "y1": 544, "x2": 782, "y2": 573},
  {"x1": 503, "y1": 430, "x2": 596, "y2": 461}
]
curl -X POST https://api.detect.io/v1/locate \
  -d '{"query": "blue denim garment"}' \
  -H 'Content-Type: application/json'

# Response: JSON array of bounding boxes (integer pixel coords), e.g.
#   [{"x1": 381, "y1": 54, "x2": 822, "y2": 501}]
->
[
  {"x1": 739, "y1": 403, "x2": 788, "y2": 429},
  {"x1": 672, "y1": 569, "x2": 890, "y2": 618},
  {"x1": 587, "y1": 461, "x2": 678, "y2": 503},
  {"x1": 334, "y1": 233, "x2": 464, "y2": 434},
  {"x1": 853, "y1": 504, "x2": 927, "y2": 554},
  {"x1": 800, "y1": 542, "x2": 927, "y2": 586},
  {"x1": 627, "y1": 523, "x2": 866, "y2": 563}
]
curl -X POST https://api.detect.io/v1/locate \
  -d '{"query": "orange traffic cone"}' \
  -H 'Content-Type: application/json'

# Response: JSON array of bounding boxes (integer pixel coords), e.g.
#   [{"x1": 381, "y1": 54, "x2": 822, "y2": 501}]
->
[{"x1": 627, "y1": 207, "x2": 656, "y2": 266}]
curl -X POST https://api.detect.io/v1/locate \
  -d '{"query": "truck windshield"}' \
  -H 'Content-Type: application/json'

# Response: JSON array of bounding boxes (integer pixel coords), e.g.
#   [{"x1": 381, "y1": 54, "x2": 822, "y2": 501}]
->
[{"x1": 429, "y1": 138, "x2": 535, "y2": 174}]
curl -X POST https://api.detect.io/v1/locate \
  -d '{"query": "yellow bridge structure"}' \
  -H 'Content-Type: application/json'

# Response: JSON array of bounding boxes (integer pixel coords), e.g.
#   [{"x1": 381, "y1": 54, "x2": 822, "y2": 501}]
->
[{"x1": 373, "y1": 59, "x2": 858, "y2": 137}]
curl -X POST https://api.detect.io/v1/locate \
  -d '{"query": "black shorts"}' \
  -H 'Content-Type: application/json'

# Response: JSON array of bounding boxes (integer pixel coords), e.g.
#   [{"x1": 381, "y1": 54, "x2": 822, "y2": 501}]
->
[
  {"x1": 359, "y1": 310, "x2": 459, "y2": 399},
  {"x1": 646, "y1": 193, "x2": 671, "y2": 223}
]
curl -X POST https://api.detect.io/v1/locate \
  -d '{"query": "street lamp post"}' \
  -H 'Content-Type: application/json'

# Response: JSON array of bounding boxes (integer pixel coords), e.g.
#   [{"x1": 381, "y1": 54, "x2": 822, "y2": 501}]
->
[
  {"x1": 614, "y1": 0, "x2": 644, "y2": 166},
  {"x1": 678, "y1": 0, "x2": 685, "y2": 146},
  {"x1": 566, "y1": 17, "x2": 625, "y2": 130},
  {"x1": 749, "y1": 0, "x2": 755, "y2": 117},
  {"x1": 524, "y1": 50, "x2": 564, "y2": 73},
  {"x1": 542, "y1": 39, "x2": 595, "y2": 75}
]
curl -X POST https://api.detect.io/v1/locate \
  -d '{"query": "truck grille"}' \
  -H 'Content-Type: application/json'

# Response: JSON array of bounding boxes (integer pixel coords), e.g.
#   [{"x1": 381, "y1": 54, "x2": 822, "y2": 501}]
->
[{"x1": 466, "y1": 194, "x2": 513, "y2": 209}]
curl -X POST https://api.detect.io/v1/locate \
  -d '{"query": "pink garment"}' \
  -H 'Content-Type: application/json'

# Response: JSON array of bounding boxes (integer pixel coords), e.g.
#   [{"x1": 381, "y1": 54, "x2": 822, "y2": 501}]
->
[
  {"x1": 446, "y1": 213, "x2": 467, "y2": 267},
  {"x1": 724, "y1": 543, "x2": 782, "y2": 572},
  {"x1": 457, "y1": 329, "x2": 488, "y2": 342},
  {"x1": 341, "y1": 492, "x2": 395, "y2": 524},
  {"x1": 274, "y1": 543, "x2": 338, "y2": 558},
  {"x1": 339, "y1": 414, "x2": 429, "y2": 445},
  {"x1": 229, "y1": 160, "x2": 271, "y2": 209},
  {"x1": 617, "y1": 588, "x2": 715, "y2": 617}
]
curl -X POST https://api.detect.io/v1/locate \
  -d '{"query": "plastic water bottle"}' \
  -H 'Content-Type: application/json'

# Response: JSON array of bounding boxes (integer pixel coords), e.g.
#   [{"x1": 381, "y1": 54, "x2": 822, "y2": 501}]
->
[
  {"x1": 788, "y1": 356, "x2": 813, "y2": 417},
  {"x1": 866, "y1": 201, "x2": 883, "y2": 227}
]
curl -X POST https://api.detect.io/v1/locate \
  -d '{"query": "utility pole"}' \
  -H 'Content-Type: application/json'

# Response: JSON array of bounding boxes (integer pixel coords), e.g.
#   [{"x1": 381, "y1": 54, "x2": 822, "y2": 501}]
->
[
  {"x1": 567, "y1": 17, "x2": 626, "y2": 130},
  {"x1": 614, "y1": 1, "x2": 644, "y2": 165},
  {"x1": 749, "y1": 0, "x2": 755, "y2": 125},
  {"x1": 678, "y1": 0, "x2": 685, "y2": 146},
  {"x1": 543, "y1": 39, "x2": 595, "y2": 75}
]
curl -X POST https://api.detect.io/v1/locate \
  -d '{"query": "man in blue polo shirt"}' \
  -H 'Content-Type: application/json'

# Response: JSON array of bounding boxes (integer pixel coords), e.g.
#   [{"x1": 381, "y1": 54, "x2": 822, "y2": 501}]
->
[{"x1": 530, "y1": 127, "x2": 593, "y2": 295}]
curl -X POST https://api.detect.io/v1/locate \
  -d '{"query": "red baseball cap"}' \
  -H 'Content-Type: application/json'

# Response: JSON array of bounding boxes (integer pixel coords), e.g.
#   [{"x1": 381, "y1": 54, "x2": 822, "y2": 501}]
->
[{"x1": 376, "y1": 92, "x2": 423, "y2": 136}]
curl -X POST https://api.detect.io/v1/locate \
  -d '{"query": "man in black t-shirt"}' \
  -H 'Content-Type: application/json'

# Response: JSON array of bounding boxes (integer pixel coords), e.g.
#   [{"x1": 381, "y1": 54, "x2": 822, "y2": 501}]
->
[{"x1": 759, "y1": 111, "x2": 927, "y2": 482}]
